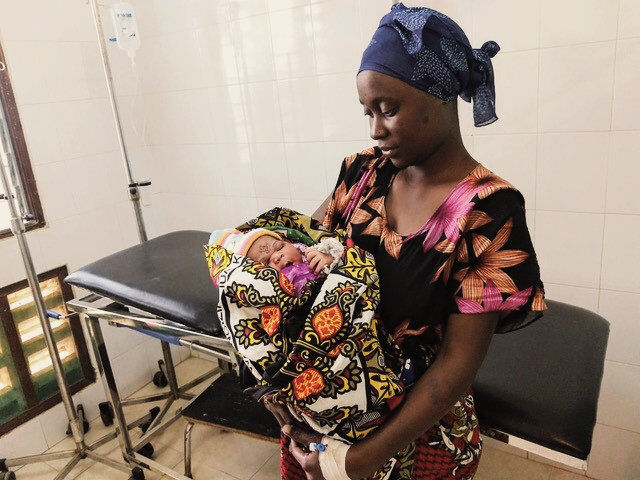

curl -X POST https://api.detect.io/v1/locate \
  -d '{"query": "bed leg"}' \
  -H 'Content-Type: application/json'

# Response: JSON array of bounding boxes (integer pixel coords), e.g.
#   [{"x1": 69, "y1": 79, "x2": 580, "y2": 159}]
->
[
  {"x1": 160, "y1": 341, "x2": 180, "y2": 398},
  {"x1": 184, "y1": 422, "x2": 194, "y2": 479}
]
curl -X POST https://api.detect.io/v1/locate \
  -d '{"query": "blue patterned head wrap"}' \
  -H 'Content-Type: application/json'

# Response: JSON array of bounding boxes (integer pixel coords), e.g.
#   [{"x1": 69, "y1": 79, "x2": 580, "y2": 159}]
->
[{"x1": 359, "y1": 3, "x2": 500, "y2": 127}]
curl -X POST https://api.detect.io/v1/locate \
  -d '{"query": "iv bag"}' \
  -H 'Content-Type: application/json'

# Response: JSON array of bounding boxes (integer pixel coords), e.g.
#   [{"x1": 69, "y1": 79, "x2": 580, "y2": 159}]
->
[{"x1": 110, "y1": 2, "x2": 140, "y2": 62}]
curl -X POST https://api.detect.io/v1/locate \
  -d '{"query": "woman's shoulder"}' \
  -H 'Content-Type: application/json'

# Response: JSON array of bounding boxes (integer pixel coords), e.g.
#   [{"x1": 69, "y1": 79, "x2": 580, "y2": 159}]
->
[
  {"x1": 341, "y1": 146, "x2": 392, "y2": 180},
  {"x1": 469, "y1": 164, "x2": 527, "y2": 214}
]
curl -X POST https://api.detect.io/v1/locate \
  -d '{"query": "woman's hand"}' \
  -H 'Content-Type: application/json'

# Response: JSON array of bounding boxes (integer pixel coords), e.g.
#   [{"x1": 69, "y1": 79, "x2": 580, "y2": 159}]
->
[
  {"x1": 282, "y1": 424, "x2": 325, "y2": 480},
  {"x1": 305, "y1": 248, "x2": 333, "y2": 274}
]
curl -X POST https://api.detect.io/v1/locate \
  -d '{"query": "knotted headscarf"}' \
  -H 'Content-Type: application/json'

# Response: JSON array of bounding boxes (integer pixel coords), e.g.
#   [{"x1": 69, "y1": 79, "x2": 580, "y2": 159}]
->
[{"x1": 359, "y1": 3, "x2": 500, "y2": 127}]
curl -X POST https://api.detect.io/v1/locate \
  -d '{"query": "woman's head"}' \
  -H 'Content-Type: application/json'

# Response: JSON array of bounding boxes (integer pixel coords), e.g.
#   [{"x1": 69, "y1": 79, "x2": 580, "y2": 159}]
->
[{"x1": 357, "y1": 3, "x2": 499, "y2": 166}]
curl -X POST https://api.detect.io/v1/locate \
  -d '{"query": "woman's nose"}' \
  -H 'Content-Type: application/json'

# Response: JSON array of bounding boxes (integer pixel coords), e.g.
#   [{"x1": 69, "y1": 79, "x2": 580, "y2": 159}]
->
[{"x1": 369, "y1": 116, "x2": 387, "y2": 140}]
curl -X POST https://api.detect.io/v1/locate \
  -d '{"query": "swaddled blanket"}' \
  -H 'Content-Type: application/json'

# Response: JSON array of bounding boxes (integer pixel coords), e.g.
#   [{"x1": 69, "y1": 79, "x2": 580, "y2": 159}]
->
[{"x1": 204, "y1": 207, "x2": 404, "y2": 444}]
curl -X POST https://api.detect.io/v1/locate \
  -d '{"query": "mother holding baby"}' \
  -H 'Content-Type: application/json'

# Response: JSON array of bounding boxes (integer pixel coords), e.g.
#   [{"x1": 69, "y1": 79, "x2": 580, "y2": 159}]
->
[{"x1": 265, "y1": 4, "x2": 546, "y2": 479}]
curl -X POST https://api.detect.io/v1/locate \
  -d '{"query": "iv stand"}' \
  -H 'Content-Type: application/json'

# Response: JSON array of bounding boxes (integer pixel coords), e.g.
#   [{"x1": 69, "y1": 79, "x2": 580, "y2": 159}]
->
[
  {"x1": 89, "y1": 0, "x2": 149, "y2": 243},
  {"x1": 0, "y1": 95, "x2": 137, "y2": 479}
]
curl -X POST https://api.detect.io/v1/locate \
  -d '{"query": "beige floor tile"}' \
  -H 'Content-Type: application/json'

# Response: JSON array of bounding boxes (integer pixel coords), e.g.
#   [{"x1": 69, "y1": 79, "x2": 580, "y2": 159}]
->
[
  {"x1": 13, "y1": 462, "x2": 59, "y2": 480},
  {"x1": 194, "y1": 428, "x2": 279, "y2": 479},
  {"x1": 170, "y1": 460, "x2": 241, "y2": 480},
  {"x1": 70, "y1": 458, "x2": 131, "y2": 480},
  {"x1": 475, "y1": 445, "x2": 554, "y2": 480},
  {"x1": 528, "y1": 452, "x2": 587, "y2": 477},
  {"x1": 250, "y1": 450, "x2": 281, "y2": 480},
  {"x1": 549, "y1": 467, "x2": 590, "y2": 479},
  {"x1": 482, "y1": 436, "x2": 528, "y2": 458}
]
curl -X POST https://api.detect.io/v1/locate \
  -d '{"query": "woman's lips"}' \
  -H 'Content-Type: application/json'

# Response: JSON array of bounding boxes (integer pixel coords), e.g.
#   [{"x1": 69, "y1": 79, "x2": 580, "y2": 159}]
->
[{"x1": 380, "y1": 146, "x2": 398, "y2": 153}]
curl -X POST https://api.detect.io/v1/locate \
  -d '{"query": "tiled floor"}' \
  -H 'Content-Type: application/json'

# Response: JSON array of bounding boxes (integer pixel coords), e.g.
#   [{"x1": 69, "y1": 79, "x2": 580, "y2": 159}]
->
[{"x1": 11, "y1": 357, "x2": 596, "y2": 480}]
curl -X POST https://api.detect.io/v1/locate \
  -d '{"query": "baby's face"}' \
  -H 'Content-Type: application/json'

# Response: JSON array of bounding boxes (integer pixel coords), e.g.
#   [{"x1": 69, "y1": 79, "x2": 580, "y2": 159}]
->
[{"x1": 247, "y1": 236, "x2": 303, "y2": 270}]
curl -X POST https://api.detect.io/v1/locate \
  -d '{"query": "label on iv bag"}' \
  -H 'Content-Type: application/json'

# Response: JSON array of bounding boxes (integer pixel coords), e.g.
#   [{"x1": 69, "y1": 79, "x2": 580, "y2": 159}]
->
[{"x1": 110, "y1": 2, "x2": 140, "y2": 61}]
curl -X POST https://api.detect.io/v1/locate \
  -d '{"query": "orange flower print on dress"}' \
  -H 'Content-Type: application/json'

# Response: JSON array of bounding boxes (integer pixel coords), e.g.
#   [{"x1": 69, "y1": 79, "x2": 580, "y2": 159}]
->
[
  {"x1": 279, "y1": 273, "x2": 296, "y2": 296},
  {"x1": 260, "y1": 305, "x2": 281, "y2": 336},
  {"x1": 453, "y1": 218, "x2": 529, "y2": 302},
  {"x1": 293, "y1": 368, "x2": 325, "y2": 400},
  {"x1": 327, "y1": 342, "x2": 345, "y2": 358},
  {"x1": 312, "y1": 305, "x2": 344, "y2": 341}
]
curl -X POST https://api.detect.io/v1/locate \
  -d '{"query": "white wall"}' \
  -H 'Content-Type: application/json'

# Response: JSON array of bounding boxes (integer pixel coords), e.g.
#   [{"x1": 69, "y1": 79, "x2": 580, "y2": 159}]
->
[
  {"x1": 0, "y1": 1, "x2": 638, "y2": 478},
  {"x1": 0, "y1": 0, "x2": 188, "y2": 456}
]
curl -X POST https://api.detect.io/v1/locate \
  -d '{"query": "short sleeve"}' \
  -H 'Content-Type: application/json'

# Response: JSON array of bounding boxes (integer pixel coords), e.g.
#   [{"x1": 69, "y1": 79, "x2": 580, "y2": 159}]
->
[
  {"x1": 322, "y1": 147, "x2": 379, "y2": 231},
  {"x1": 448, "y1": 189, "x2": 547, "y2": 333}
]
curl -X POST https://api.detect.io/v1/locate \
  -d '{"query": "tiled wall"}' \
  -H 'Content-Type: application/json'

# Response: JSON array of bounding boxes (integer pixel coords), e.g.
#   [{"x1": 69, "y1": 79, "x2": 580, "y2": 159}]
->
[
  {"x1": 0, "y1": 0, "x2": 188, "y2": 457},
  {"x1": 0, "y1": 1, "x2": 637, "y2": 478}
]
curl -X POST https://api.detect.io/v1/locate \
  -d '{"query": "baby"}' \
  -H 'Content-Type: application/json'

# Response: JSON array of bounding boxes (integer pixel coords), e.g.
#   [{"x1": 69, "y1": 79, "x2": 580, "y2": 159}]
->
[{"x1": 208, "y1": 228, "x2": 344, "y2": 296}]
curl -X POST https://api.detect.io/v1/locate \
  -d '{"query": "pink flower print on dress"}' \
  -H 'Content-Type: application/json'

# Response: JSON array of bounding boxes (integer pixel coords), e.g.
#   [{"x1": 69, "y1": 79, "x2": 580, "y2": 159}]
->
[{"x1": 455, "y1": 279, "x2": 532, "y2": 314}]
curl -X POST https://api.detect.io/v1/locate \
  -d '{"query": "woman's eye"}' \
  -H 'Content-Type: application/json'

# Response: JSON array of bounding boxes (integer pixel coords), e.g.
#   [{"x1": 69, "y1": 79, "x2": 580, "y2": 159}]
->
[
  {"x1": 382, "y1": 107, "x2": 397, "y2": 117},
  {"x1": 363, "y1": 111, "x2": 372, "y2": 117}
]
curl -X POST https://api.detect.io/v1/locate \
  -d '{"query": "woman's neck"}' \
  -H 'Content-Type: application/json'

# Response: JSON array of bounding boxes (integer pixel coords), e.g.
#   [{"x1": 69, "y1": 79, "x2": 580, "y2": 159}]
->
[{"x1": 401, "y1": 136, "x2": 477, "y2": 187}]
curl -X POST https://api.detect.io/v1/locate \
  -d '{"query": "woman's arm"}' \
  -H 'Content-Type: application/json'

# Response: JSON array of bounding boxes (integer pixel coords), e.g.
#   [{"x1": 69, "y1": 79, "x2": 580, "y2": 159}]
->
[
  {"x1": 286, "y1": 311, "x2": 500, "y2": 479},
  {"x1": 312, "y1": 194, "x2": 331, "y2": 222}
]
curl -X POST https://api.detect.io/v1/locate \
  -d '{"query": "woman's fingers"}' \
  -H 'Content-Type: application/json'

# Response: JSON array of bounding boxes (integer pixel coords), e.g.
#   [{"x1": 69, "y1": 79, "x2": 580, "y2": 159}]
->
[
  {"x1": 282, "y1": 424, "x2": 323, "y2": 445},
  {"x1": 263, "y1": 398, "x2": 295, "y2": 427},
  {"x1": 289, "y1": 441, "x2": 323, "y2": 480}
]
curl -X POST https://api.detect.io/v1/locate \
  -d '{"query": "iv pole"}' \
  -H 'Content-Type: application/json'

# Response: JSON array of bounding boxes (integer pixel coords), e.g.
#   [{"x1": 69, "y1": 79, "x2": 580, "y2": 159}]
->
[{"x1": 0, "y1": 92, "x2": 136, "y2": 480}]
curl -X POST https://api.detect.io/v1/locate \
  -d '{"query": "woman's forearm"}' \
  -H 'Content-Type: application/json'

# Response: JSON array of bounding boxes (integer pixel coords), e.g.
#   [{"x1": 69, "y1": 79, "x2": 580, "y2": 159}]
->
[
  {"x1": 347, "y1": 356, "x2": 468, "y2": 478},
  {"x1": 347, "y1": 312, "x2": 499, "y2": 479}
]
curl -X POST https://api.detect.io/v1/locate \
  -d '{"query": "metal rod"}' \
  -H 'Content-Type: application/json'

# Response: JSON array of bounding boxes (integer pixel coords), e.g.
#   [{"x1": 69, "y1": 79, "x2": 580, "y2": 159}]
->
[
  {"x1": 184, "y1": 422, "x2": 194, "y2": 478},
  {"x1": 133, "y1": 407, "x2": 183, "y2": 451},
  {"x1": 3, "y1": 450, "x2": 78, "y2": 467},
  {"x1": 161, "y1": 341, "x2": 180, "y2": 398},
  {"x1": 84, "y1": 451, "x2": 133, "y2": 475},
  {"x1": 88, "y1": 0, "x2": 147, "y2": 243},
  {"x1": 0, "y1": 110, "x2": 85, "y2": 448},
  {"x1": 121, "y1": 392, "x2": 173, "y2": 406},
  {"x1": 84, "y1": 315, "x2": 135, "y2": 457},
  {"x1": 177, "y1": 367, "x2": 219, "y2": 394},
  {"x1": 52, "y1": 455, "x2": 83, "y2": 480}
]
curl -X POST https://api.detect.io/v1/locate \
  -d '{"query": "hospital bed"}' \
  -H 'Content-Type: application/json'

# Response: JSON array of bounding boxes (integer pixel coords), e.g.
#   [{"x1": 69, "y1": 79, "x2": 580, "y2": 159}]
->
[{"x1": 64, "y1": 230, "x2": 609, "y2": 479}]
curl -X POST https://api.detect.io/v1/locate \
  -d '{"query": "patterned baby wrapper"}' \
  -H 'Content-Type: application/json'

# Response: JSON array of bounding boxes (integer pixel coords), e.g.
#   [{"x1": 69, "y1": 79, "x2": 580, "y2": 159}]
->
[{"x1": 204, "y1": 207, "x2": 405, "y2": 446}]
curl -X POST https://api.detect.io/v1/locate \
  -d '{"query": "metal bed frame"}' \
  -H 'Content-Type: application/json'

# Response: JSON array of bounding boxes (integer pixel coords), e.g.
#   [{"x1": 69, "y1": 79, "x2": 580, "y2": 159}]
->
[{"x1": 66, "y1": 293, "x2": 239, "y2": 480}]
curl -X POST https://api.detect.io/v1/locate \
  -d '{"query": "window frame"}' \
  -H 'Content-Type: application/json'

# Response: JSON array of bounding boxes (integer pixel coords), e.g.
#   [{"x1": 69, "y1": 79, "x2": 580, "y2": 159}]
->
[
  {"x1": 0, "y1": 265, "x2": 95, "y2": 437},
  {"x1": 0, "y1": 41, "x2": 45, "y2": 240}
]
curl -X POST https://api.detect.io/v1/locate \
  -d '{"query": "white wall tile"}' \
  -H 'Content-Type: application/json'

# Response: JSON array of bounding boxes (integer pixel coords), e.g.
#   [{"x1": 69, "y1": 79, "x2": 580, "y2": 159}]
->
[
  {"x1": 618, "y1": 0, "x2": 640, "y2": 39},
  {"x1": 612, "y1": 38, "x2": 640, "y2": 131},
  {"x1": 228, "y1": 0, "x2": 267, "y2": 20},
  {"x1": 606, "y1": 131, "x2": 640, "y2": 214},
  {"x1": 216, "y1": 144, "x2": 255, "y2": 197},
  {"x1": 33, "y1": 161, "x2": 79, "y2": 222},
  {"x1": 474, "y1": 0, "x2": 540, "y2": 53},
  {"x1": 601, "y1": 214, "x2": 640, "y2": 293},
  {"x1": 285, "y1": 143, "x2": 328, "y2": 201},
  {"x1": 241, "y1": 81, "x2": 283, "y2": 143},
  {"x1": 478, "y1": 50, "x2": 539, "y2": 134},
  {"x1": 250, "y1": 143, "x2": 290, "y2": 199},
  {"x1": 312, "y1": 0, "x2": 362, "y2": 75},
  {"x1": 268, "y1": 0, "x2": 310, "y2": 12},
  {"x1": 56, "y1": 99, "x2": 119, "y2": 158},
  {"x1": 540, "y1": 0, "x2": 619, "y2": 48},
  {"x1": 535, "y1": 211, "x2": 603, "y2": 288},
  {"x1": 411, "y1": 0, "x2": 474, "y2": 41},
  {"x1": 278, "y1": 77, "x2": 324, "y2": 142},
  {"x1": 539, "y1": 43, "x2": 615, "y2": 132},
  {"x1": 209, "y1": 85, "x2": 248, "y2": 144},
  {"x1": 144, "y1": 91, "x2": 216, "y2": 146},
  {"x1": 598, "y1": 290, "x2": 640, "y2": 365},
  {"x1": 543, "y1": 283, "x2": 599, "y2": 313},
  {"x1": 18, "y1": 103, "x2": 67, "y2": 166},
  {"x1": 587, "y1": 423, "x2": 640, "y2": 480},
  {"x1": 232, "y1": 14, "x2": 276, "y2": 83},
  {"x1": 318, "y1": 72, "x2": 367, "y2": 141},
  {"x1": 597, "y1": 361, "x2": 640, "y2": 433},
  {"x1": 198, "y1": 23, "x2": 241, "y2": 87},
  {"x1": 474, "y1": 134, "x2": 537, "y2": 209},
  {"x1": 537, "y1": 133, "x2": 609, "y2": 212},
  {"x1": 270, "y1": 6, "x2": 316, "y2": 79}
]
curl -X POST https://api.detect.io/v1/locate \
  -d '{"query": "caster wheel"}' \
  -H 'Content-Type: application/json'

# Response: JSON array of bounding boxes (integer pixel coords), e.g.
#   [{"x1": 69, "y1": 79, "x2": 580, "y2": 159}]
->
[
  {"x1": 3, "y1": 471, "x2": 16, "y2": 480},
  {"x1": 129, "y1": 466, "x2": 145, "y2": 480},
  {"x1": 99, "y1": 402, "x2": 114, "y2": 427},
  {"x1": 67, "y1": 404, "x2": 89, "y2": 435},
  {"x1": 152, "y1": 370, "x2": 167, "y2": 388},
  {"x1": 139, "y1": 406, "x2": 161, "y2": 434},
  {"x1": 138, "y1": 442, "x2": 154, "y2": 459}
]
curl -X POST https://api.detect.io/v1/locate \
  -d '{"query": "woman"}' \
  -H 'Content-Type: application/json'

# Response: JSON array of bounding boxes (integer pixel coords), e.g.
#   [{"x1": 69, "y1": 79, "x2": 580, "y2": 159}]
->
[{"x1": 266, "y1": 4, "x2": 546, "y2": 479}]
